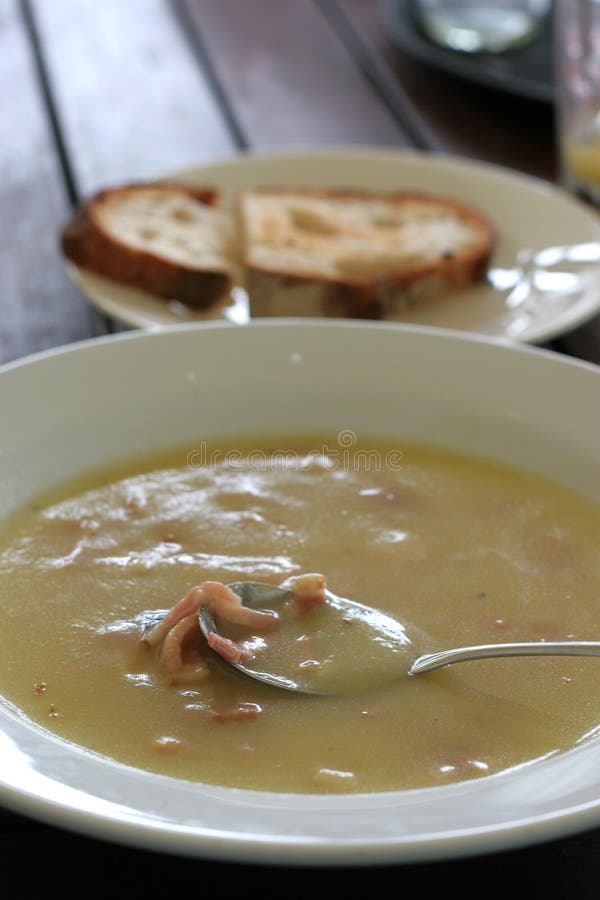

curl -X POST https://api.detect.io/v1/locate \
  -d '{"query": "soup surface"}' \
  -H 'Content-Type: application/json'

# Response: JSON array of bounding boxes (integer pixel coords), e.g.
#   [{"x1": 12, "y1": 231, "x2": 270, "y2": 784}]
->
[{"x1": 0, "y1": 435, "x2": 599, "y2": 794}]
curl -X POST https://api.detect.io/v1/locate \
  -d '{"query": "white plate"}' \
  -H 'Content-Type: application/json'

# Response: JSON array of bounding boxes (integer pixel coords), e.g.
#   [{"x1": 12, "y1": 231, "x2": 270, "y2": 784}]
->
[
  {"x1": 0, "y1": 320, "x2": 599, "y2": 865},
  {"x1": 65, "y1": 147, "x2": 600, "y2": 344}
]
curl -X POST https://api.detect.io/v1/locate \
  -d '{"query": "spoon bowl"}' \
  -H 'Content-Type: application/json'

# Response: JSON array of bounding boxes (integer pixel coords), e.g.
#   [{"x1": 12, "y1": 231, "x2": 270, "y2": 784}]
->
[
  {"x1": 199, "y1": 582, "x2": 414, "y2": 695},
  {"x1": 199, "y1": 582, "x2": 600, "y2": 694}
]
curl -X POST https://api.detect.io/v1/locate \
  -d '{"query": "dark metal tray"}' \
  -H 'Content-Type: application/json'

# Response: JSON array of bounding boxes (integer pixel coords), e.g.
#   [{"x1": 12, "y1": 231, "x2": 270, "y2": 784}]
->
[{"x1": 383, "y1": 0, "x2": 554, "y2": 104}]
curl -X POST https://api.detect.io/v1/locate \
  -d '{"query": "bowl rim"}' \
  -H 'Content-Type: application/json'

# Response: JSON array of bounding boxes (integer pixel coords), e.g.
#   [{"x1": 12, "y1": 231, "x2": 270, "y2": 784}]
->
[{"x1": 2, "y1": 316, "x2": 599, "y2": 375}]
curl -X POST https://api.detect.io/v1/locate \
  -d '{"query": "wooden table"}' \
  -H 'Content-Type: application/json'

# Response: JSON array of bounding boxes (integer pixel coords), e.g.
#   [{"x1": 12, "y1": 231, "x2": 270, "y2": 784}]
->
[{"x1": 2, "y1": 1, "x2": 599, "y2": 894}]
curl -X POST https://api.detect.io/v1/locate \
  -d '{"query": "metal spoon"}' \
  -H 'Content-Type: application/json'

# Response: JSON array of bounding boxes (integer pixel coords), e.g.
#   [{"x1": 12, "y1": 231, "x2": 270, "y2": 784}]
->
[
  {"x1": 199, "y1": 582, "x2": 414, "y2": 694},
  {"x1": 198, "y1": 582, "x2": 600, "y2": 694}
]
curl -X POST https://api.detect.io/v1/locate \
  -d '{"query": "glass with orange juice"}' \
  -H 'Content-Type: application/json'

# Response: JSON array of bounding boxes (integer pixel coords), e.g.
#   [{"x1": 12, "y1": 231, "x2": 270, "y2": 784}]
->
[{"x1": 555, "y1": 0, "x2": 600, "y2": 205}]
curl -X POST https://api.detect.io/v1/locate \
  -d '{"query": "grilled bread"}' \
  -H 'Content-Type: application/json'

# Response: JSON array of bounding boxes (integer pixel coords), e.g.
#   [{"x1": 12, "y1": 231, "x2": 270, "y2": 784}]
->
[
  {"x1": 237, "y1": 187, "x2": 495, "y2": 318},
  {"x1": 61, "y1": 182, "x2": 241, "y2": 308}
]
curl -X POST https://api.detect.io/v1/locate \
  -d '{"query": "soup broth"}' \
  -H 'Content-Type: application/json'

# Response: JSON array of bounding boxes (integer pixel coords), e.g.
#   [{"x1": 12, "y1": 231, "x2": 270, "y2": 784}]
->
[{"x1": 0, "y1": 435, "x2": 599, "y2": 794}]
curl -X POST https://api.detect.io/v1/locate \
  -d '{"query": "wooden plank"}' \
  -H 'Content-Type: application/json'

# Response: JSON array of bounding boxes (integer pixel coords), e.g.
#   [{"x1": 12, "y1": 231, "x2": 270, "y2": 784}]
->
[
  {"x1": 176, "y1": 0, "x2": 409, "y2": 149},
  {"x1": 336, "y1": 0, "x2": 557, "y2": 180},
  {"x1": 0, "y1": 0, "x2": 98, "y2": 364},
  {"x1": 30, "y1": 0, "x2": 236, "y2": 197},
  {"x1": 315, "y1": 0, "x2": 439, "y2": 151}
]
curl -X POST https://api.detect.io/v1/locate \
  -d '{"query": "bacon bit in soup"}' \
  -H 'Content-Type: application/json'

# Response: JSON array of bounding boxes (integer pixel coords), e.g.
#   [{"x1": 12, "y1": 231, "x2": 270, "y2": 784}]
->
[
  {"x1": 143, "y1": 581, "x2": 278, "y2": 649},
  {"x1": 211, "y1": 702, "x2": 262, "y2": 723},
  {"x1": 142, "y1": 588, "x2": 205, "y2": 649},
  {"x1": 281, "y1": 572, "x2": 327, "y2": 614},
  {"x1": 141, "y1": 580, "x2": 277, "y2": 681},
  {"x1": 295, "y1": 593, "x2": 325, "y2": 615},
  {"x1": 200, "y1": 581, "x2": 279, "y2": 629},
  {"x1": 207, "y1": 631, "x2": 252, "y2": 665},
  {"x1": 159, "y1": 614, "x2": 204, "y2": 673},
  {"x1": 142, "y1": 575, "x2": 326, "y2": 685}
]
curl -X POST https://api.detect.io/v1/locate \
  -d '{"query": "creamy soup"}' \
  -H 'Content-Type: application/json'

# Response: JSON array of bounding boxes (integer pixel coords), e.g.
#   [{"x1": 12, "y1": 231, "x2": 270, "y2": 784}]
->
[{"x1": 0, "y1": 435, "x2": 599, "y2": 794}]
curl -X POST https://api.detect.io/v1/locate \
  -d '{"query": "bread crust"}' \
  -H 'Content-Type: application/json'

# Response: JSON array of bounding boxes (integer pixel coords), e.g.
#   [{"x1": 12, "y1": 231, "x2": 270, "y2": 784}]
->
[{"x1": 61, "y1": 183, "x2": 233, "y2": 309}]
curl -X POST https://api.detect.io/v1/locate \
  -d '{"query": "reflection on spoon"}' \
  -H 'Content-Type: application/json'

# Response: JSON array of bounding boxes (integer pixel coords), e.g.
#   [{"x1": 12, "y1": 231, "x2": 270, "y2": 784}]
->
[
  {"x1": 199, "y1": 582, "x2": 600, "y2": 696},
  {"x1": 487, "y1": 241, "x2": 600, "y2": 314}
]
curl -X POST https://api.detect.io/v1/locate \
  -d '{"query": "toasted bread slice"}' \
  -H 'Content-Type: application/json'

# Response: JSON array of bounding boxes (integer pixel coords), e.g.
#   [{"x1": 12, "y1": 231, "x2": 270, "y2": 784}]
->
[
  {"x1": 61, "y1": 183, "x2": 242, "y2": 308},
  {"x1": 238, "y1": 187, "x2": 495, "y2": 317}
]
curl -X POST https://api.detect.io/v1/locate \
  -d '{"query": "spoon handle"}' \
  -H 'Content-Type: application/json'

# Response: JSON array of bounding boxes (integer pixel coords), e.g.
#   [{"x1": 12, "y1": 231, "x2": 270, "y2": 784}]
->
[{"x1": 408, "y1": 641, "x2": 600, "y2": 675}]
